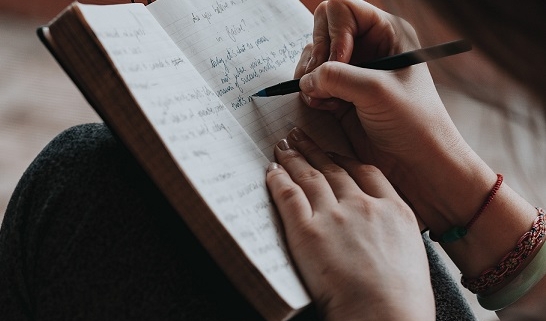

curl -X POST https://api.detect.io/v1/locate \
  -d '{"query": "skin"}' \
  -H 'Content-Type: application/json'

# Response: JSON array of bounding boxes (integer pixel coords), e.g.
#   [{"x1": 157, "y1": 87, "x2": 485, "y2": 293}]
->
[
  {"x1": 266, "y1": 128, "x2": 435, "y2": 321},
  {"x1": 268, "y1": 0, "x2": 546, "y2": 319}
]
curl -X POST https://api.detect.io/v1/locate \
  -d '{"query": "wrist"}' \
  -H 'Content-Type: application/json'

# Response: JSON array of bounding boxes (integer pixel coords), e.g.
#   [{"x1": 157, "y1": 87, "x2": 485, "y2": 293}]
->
[
  {"x1": 389, "y1": 136, "x2": 538, "y2": 277},
  {"x1": 477, "y1": 228, "x2": 546, "y2": 309},
  {"x1": 322, "y1": 294, "x2": 435, "y2": 321},
  {"x1": 496, "y1": 270, "x2": 546, "y2": 319},
  {"x1": 394, "y1": 134, "x2": 497, "y2": 234},
  {"x1": 319, "y1": 268, "x2": 436, "y2": 321}
]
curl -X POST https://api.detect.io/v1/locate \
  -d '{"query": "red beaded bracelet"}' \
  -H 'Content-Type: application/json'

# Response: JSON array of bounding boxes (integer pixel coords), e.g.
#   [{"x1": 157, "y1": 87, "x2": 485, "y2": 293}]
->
[
  {"x1": 461, "y1": 207, "x2": 546, "y2": 294},
  {"x1": 431, "y1": 174, "x2": 503, "y2": 243}
]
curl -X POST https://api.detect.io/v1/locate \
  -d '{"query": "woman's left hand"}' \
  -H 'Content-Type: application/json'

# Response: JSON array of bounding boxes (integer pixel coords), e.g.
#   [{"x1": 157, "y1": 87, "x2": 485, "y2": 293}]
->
[{"x1": 266, "y1": 127, "x2": 435, "y2": 321}]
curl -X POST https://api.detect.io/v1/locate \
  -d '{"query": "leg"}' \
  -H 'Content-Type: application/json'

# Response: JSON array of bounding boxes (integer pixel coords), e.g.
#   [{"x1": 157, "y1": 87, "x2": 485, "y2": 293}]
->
[
  {"x1": 425, "y1": 236, "x2": 477, "y2": 321},
  {"x1": 0, "y1": 123, "x2": 474, "y2": 320},
  {"x1": 0, "y1": 123, "x2": 272, "y2": 320}
]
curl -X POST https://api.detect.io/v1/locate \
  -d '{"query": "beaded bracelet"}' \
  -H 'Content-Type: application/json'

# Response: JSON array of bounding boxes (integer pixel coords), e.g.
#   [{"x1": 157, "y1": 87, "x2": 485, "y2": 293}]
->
[
  {"x1": 461, "y1": 207, "x2": 546, "y2": 294},
  {"x1": 431, "y1": 174, "x2": 503, "y2": 243}
]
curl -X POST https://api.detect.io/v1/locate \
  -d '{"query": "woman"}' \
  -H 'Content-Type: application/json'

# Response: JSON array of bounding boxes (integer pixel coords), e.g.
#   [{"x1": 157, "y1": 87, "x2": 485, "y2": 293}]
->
[{"x1": 1, "y1": 0, "x2": 544, "y2": 320}]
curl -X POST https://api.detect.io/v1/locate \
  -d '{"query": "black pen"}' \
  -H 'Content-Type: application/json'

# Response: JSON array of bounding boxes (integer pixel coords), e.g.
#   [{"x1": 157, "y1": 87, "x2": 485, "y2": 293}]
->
[{"x1": 252, "y1": 39, "x2": 471, "y2": 97}]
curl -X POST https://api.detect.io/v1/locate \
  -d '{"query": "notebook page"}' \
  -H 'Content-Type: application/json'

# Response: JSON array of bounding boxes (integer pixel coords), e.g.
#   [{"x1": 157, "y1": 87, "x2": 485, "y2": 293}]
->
[
  {"x1": 77, "y1": 3, "x2": 310, "y2": 308},
  {"x1": 148, "y1": 0, "x2": 353, "y2": 160}
]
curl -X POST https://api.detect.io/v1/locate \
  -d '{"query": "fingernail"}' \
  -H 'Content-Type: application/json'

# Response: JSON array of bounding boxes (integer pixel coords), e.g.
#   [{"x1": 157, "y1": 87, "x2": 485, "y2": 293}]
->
[
  {"x1": 328, "y1": 49, "x2": 337, "y2": 61},
  {"x1": 299, "y1": 74, "x2": 313, "y2": 92},
  {"x1": 305, "y1": 55, "x2": 316, "y2": 72},
  {"x1": 267, "y1": 162, "x2": 280, "y2": 173},
  {"x1": 300, "y1": 92, "x2": 312, "y2": 105},
  {"x1": 289, "y1": 127, "x2": 307, "y2": 142},
  {"x1": 277, "y1": 139, "x2": 290, "y2": 151}
]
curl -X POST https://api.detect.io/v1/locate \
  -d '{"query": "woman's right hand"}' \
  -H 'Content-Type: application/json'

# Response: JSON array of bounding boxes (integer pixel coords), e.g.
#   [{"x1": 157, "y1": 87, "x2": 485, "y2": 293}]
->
[{"x1": 296, "y1": 0, "x2": 496, "y2": 231}]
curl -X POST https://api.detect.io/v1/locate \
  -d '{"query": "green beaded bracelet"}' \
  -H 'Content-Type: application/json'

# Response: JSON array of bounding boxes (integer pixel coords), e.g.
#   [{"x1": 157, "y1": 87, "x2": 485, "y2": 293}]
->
[{"x1": 437, "y1": 226, "x2": 468, "y2": 243}]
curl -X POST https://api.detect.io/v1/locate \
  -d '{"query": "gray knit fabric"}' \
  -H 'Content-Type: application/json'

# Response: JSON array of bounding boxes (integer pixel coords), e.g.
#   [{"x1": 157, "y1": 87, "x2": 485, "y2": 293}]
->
[
  {"x1": 0, "y1": 123, "x2": 476, "y2": 320},
  {"x1": 425, "y1": 234, "x2": 477, "y2": 321}
]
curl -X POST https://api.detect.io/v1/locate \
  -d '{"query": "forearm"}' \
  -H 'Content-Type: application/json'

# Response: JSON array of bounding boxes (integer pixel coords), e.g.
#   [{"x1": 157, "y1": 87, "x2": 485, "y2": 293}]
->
[
  {"x1": 396, "y1": 135, "x2": 545, "y2": 319},
  {"x1": 293, "y1": 0, "x2": 544, "y2": 316},
  {"x1": 496, "y1": 272, "x2": 546, "y2": 320},
  {"x1": 395, "y1": 133, "x2": 537, "y2": 278},
  {"x1": 441, "y1": 182, "x2": 537, "y2": 278}
]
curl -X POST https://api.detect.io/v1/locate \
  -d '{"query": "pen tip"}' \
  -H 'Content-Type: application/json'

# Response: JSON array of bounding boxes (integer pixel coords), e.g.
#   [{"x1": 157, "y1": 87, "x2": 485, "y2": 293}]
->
[{"x1": 252, "y1": 89, "x2": 267, "y2": 97}]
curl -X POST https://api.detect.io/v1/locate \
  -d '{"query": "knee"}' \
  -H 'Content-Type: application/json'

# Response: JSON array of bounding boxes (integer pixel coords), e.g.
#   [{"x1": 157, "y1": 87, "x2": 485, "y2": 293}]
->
[
  {"x1": 12, "y1": 123, "x2": 136, "y2": 203},
  {"x1": 30, "y1": 123, "x2": 138, "y2": 179},
  {"x1": 40, "y1": 123, "x2": 121, "y2": 166}
]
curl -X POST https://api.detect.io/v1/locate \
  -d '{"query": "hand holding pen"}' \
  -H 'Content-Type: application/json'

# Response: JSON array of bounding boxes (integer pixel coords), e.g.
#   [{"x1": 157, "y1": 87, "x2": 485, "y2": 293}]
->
[{"x1": 253, "y1": 39, "x2": 471, "y2": 97}]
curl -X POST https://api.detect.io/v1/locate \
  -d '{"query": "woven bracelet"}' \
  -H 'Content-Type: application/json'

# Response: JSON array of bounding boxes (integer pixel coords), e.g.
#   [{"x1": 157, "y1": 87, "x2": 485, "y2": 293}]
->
[
  {"x1": 431, "y1": 174, "x2": 503, "y2": 243},
  {"x1": 461, "y1": 207, "x2": 546, "y2": 294},
  {"x1": 478, "y1": 237, "x2": 546, "y2": 310}
]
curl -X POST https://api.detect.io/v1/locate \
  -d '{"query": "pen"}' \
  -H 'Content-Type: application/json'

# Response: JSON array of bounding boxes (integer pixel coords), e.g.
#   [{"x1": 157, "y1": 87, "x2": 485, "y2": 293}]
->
[{"x1": 252, "y1": 39, "x2": 471, "y2": 97}]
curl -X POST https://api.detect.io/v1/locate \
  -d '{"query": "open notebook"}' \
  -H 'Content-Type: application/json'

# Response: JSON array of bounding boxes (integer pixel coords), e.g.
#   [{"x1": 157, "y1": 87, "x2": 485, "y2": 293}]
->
[{"x1": 39, "y1": 0, "x2": 353, "y2": 319}]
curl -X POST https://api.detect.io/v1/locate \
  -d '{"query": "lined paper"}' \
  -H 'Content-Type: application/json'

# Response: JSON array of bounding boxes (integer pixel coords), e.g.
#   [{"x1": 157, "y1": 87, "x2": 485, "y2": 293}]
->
[
  {"x1": 78, "y1": 2, "x2": 310, "y2": 309},
  {"x1": 148, "y1": 0, "x2": 352, "y2": 161}
]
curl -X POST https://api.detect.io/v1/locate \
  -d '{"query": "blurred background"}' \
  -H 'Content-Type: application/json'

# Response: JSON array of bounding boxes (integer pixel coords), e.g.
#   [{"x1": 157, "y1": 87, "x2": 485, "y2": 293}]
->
[
  {"x1": 1, "y1": 1, "x2": 545, "y2": 320},
  {"x1": 0, "y1": 0, "x2": 101, "y2": 219},
  {"x1": 1, "y1": 0, "x2": 72, "y2": 18}
]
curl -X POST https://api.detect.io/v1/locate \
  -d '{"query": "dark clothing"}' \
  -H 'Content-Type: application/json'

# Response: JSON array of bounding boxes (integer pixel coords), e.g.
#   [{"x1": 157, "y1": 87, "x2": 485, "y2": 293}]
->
[{"x1": 0, "y1": 123, "x2": 476, "y2": 320}]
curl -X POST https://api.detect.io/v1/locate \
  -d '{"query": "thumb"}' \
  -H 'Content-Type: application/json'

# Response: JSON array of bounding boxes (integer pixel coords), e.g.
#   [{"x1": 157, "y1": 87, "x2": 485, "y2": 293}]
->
[{"x1": 299, "y1": 61, "x2": 396, "y2": 107}]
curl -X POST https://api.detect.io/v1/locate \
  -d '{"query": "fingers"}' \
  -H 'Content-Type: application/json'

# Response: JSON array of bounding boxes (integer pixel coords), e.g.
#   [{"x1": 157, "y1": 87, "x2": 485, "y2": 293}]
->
[
  {"x1": 328, "y1": 152, "x2": 399, "y2": 199},
  {"x1": 299, "y1": 61, "x2": 394, "y2": 105},
  {"x1": 269, "y1": 128, "x2": 398, "y2": 204},
  {"x1": 268, "y1": 128, "x2": 364, "y2": 210},
  {"x1": 307, "y1": 2, "x2": 330, "y2": 72},
  {"x1": 294, "y1": 44, "x2": 312, "y2": 79},
  {"x1": 297, "y1": 0, "x2": 407, "y2": 111},
  {"x1": 284, "y1": 128, "x2": 362, "y2": 200},
  {"x1": 310, "y1": 0, "x2": 395, "y2": 67},
  {"x1": 271, "y1": 137, "x2": 339, "y2": 210},
  {"x1": 295, "y1": 44, "x2": 352, "y2": 112},
  {"x1": 266, "y1": 162, "x2": 313, "y2": 229},
  {"x1": 323, "y1": 0, "x2": 356, "y2": 63},
  {"x1": 267, "y1": 128, "x2": 412, "y2": 229}
]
